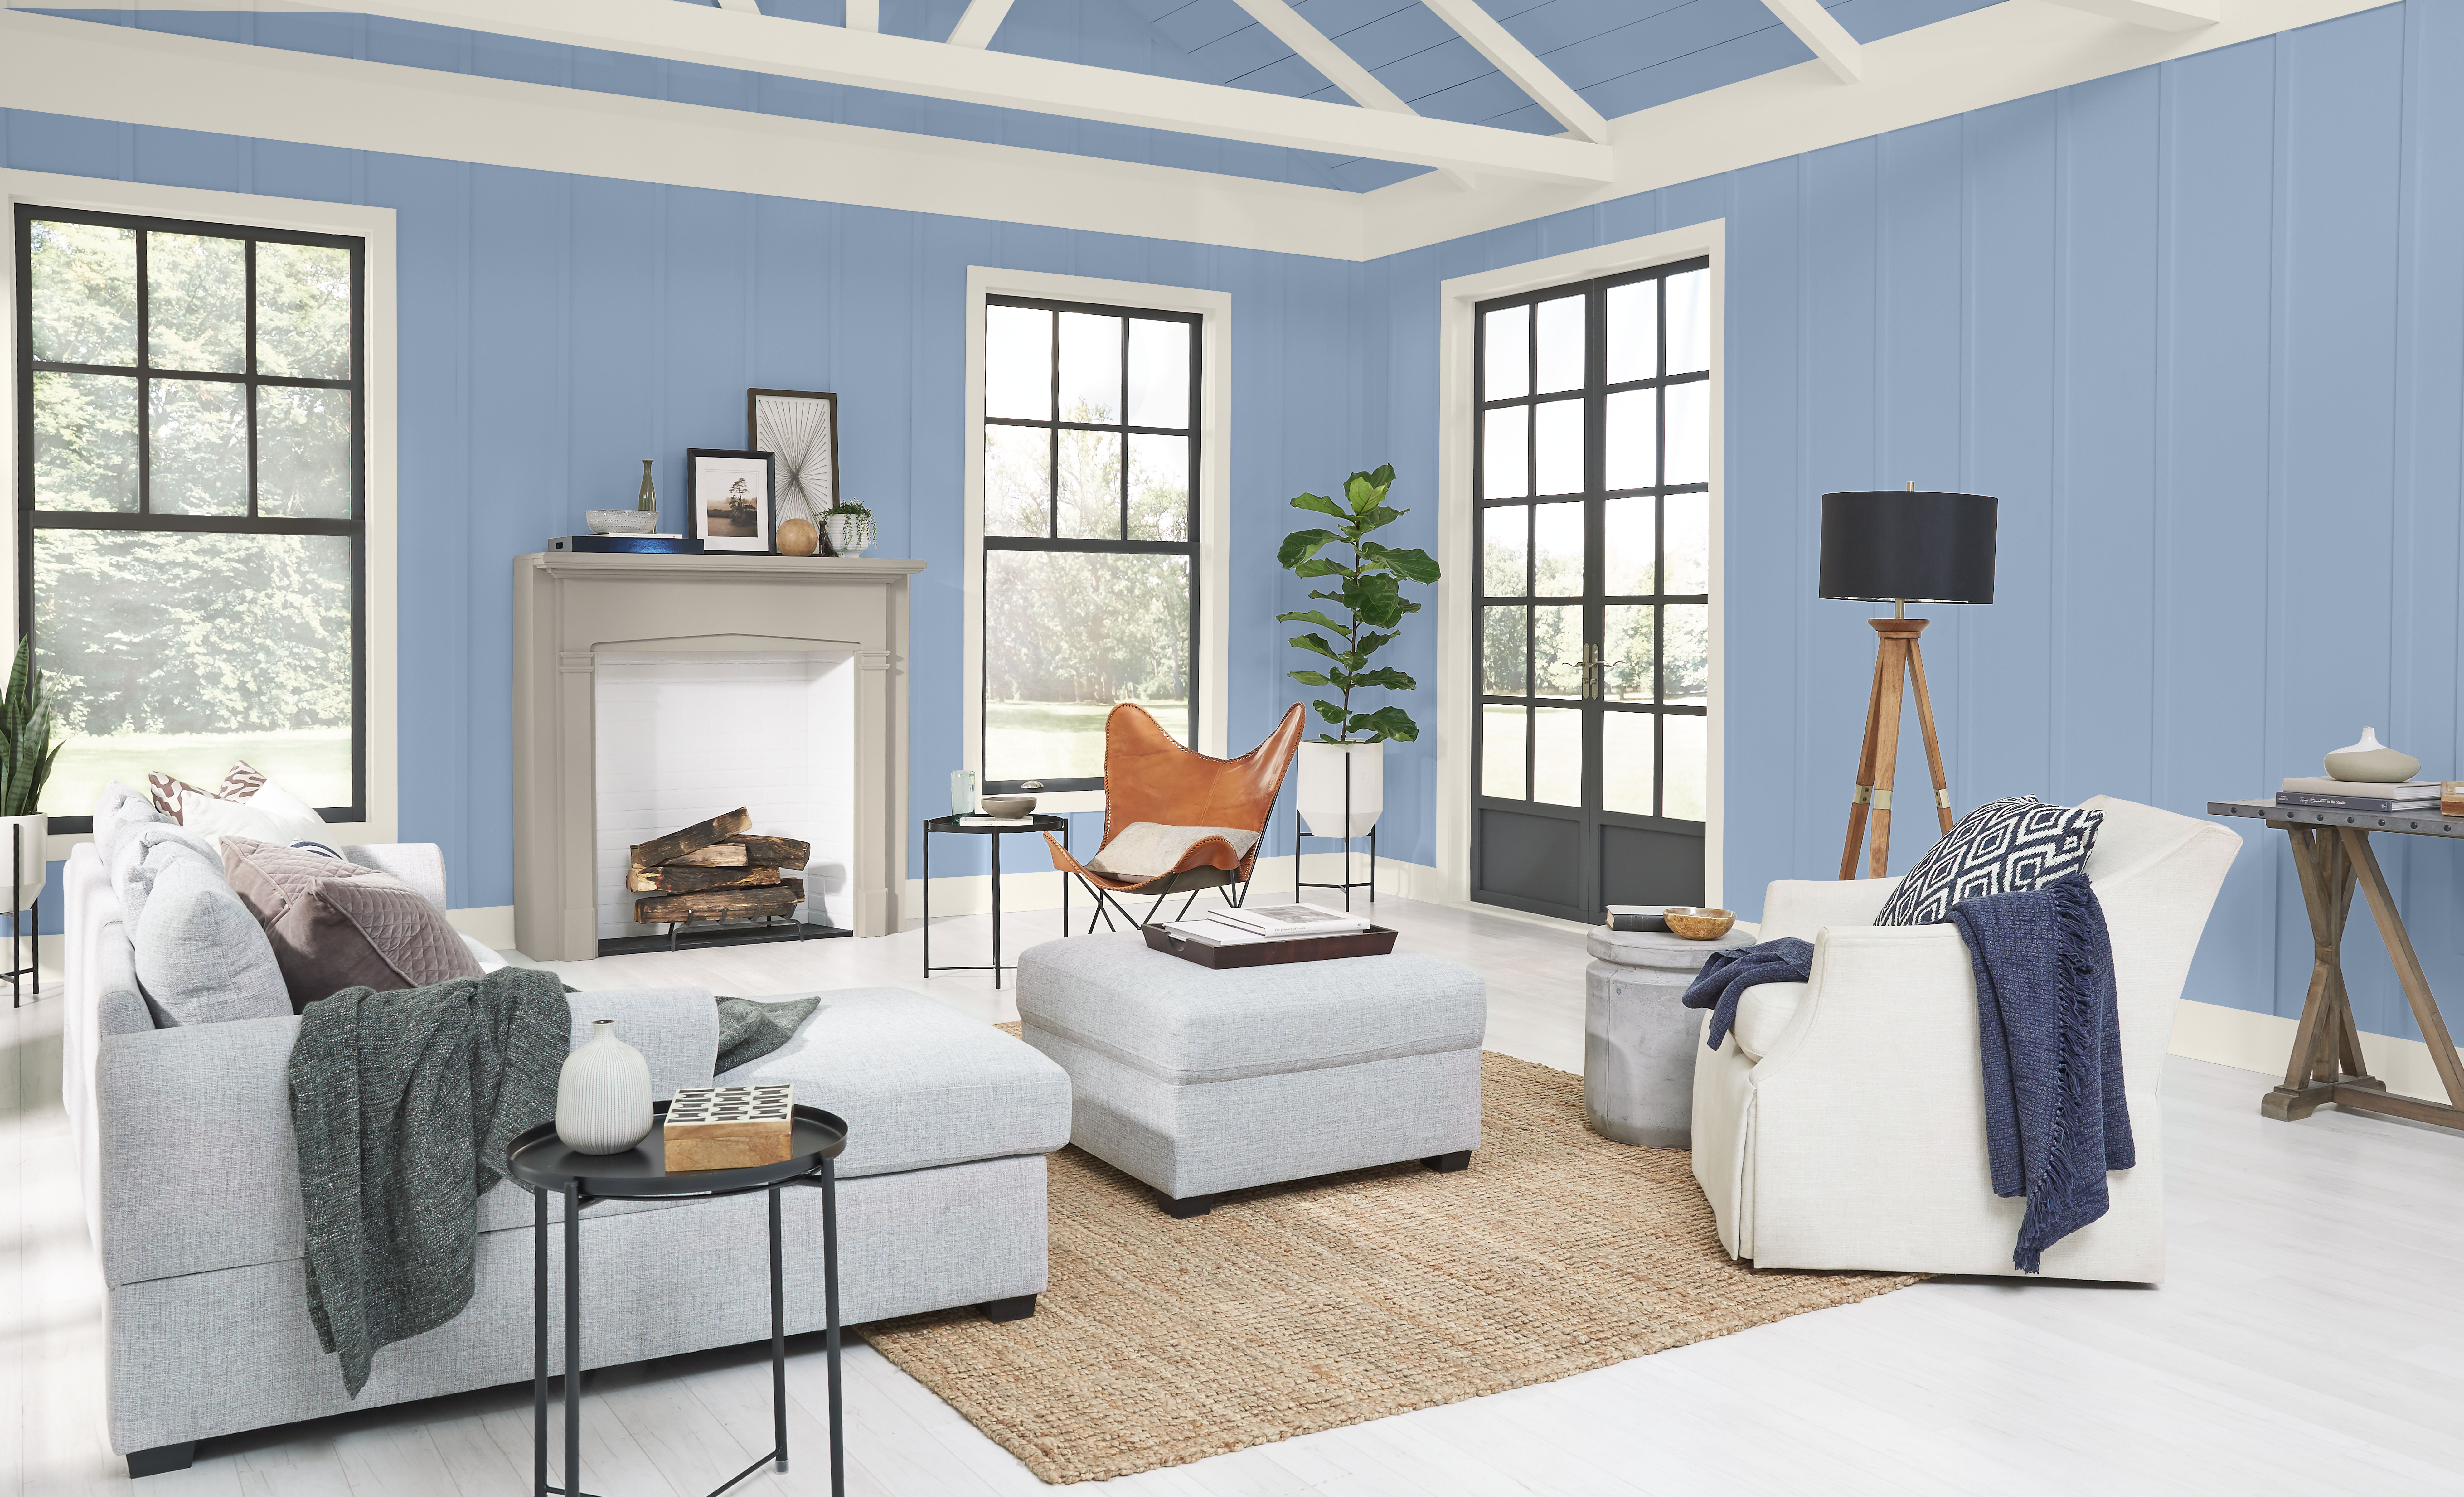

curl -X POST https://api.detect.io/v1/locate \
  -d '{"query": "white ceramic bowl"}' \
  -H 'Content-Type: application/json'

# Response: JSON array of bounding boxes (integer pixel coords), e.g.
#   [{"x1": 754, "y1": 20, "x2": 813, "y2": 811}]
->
[{"x1": 587, "y1": 509, "x2": 660, "y2": 535}]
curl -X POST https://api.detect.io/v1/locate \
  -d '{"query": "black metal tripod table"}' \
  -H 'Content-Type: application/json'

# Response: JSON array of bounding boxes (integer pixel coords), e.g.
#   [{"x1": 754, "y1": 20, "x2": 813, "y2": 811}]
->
[
  {"x1": 504, "y1": 1102, "x2": 850, "y2": 1497},
  {"x1": 922, "y1": 813, "x2": 1069, "y2": 989}
]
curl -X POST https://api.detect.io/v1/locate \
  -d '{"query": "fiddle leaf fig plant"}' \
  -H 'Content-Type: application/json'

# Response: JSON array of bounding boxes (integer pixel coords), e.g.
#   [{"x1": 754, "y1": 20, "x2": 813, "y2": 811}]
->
[{"x1": 1276, "y1": 464, "x2": 1441, "y2": 744}]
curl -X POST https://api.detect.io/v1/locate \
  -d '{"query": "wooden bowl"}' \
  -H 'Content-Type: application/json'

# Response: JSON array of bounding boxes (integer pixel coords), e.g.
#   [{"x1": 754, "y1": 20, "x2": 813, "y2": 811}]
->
[
  {"x1": 979, "y1": 794, "x2": 1036, "y2": 818},
  {"x1": 1662, "y1": 907, "x2": 1737, "y2": 941}
]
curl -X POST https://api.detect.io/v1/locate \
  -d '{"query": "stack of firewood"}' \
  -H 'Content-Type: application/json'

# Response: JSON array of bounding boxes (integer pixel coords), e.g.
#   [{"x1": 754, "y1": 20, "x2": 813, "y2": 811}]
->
[{"x1": 629, "y1": 807, "x2": 811, "y2": 928}]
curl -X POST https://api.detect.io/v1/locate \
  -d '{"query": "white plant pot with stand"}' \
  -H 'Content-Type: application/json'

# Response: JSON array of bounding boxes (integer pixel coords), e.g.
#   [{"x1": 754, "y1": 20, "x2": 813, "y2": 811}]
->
[
  {"x1": 0, "y1": 812, "x2": 43, "y2": 1007},
  {"x1": 1293, "y1": 740, "x2": 1382, "y2": 910}
]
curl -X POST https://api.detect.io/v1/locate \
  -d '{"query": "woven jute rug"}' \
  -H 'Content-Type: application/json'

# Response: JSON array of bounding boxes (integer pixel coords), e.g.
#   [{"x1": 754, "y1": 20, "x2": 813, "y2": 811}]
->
[{"x1": 860, "y1": 1046, "x2": 1919, "y2": 1485}]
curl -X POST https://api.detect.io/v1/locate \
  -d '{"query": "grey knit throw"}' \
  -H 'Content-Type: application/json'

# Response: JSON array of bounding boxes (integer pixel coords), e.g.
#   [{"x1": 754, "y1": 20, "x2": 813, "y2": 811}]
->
[
  {"x1": 291, "y1": 976, "x2": 821, "y2": 1396},
  {"x1": 289, "y1": 967, "x2": 570, "y2": 1397}
]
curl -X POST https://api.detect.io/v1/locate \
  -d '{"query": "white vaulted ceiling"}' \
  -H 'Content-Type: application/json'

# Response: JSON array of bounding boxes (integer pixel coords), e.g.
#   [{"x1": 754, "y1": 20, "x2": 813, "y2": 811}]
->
[{"x1": 0, "y1": 0, "x2": 2389, "y2": 255}]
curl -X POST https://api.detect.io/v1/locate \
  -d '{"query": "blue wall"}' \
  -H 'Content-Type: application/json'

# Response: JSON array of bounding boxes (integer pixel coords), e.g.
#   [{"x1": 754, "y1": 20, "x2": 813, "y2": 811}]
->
[
  {"x1": 1366, "y1": 1, "x2": 2464, "y2": 1043},
  {"x1": 17, "y1": 2, "x2": 2464, "y2": 1048},
  {"x1": 0, "y1": 107, "x2": 1391, "y2": 907}
]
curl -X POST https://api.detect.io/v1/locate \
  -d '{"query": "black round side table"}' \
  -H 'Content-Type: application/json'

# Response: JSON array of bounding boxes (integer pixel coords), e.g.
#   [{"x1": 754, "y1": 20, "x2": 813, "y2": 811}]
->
[
  {"x1": 504, "y1": 1102, "x2": 851, "y2": 1497},
  {"x1": 921, "y1": 812, "x2": 1070, "y2": 988}
]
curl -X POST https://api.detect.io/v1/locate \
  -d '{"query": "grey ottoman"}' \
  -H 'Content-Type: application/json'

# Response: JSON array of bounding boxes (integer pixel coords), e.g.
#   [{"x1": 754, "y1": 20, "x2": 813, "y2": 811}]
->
[
  {"x1": 1584, "y1": 924, "x2": 1753, "y2": 1148},
  {"x1": 1016, "y1": 933, "x2": 1486, "y2": 1216}
]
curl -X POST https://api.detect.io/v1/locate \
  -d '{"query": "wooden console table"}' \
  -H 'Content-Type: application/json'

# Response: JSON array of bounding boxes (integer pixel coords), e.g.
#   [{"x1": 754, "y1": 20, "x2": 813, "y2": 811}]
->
[{"x1": 2208, "y1": 800, "x2": 2464, "y2": 1131}]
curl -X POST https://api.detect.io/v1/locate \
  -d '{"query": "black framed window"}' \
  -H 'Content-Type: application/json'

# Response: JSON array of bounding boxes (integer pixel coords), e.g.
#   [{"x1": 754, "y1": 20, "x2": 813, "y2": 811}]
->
[
  {"x1": 1475, "y1": 259, "x2": 1710, "y2": 824},
  {"x1": 981, "y1": 294, "x2": 1200, "y2": 793},
  {"x1": 16, "y1": 206, "x2": 364, "y2": 831}
]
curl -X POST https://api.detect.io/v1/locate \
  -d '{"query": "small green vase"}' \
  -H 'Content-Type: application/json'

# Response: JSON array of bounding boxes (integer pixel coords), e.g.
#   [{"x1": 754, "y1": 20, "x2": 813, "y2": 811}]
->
[{"x1": 637, "y1": 460, "x2": 657, "y2": 519}]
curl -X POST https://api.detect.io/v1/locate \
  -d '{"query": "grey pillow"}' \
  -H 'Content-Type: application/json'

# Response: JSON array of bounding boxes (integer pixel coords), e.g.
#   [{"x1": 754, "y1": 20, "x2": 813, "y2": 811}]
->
[
  {"x1": 1086, "y1": 821, "x2": 1262, "y2": 880},
  {"x1": 131, "y1": 856, "x2": 293, "y2": 1028},
  {"x1": 109, "y1": 823, "x2": 226, "y2": 933},
  {"x1": 93, "y1": 780, "x2": 172, "y2": 867}
]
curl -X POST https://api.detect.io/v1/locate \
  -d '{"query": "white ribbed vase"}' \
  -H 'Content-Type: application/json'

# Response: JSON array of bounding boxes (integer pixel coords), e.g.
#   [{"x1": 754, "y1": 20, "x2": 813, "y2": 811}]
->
[{"x1": 556, "y1": 1020, "x2": 654, "y2": 1155}]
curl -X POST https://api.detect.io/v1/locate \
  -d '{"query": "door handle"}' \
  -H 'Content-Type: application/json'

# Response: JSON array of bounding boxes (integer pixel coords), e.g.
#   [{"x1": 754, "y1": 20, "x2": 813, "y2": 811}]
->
[{"x1": 1581, "y1": 643, "x2": 1601, "y2": 700}]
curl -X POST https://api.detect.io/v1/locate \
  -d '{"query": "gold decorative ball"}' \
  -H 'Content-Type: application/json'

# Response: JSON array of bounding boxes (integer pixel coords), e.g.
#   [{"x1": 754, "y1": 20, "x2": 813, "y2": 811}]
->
[{"x1": 777, "y1": 517, "x2": 819, "y2": 556}]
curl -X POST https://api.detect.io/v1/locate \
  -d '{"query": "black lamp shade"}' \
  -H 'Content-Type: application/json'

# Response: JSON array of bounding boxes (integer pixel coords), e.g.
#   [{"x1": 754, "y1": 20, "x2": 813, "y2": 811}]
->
[{"x1": 1818, "y1": 490, "x2": 1998, "y2": 605}]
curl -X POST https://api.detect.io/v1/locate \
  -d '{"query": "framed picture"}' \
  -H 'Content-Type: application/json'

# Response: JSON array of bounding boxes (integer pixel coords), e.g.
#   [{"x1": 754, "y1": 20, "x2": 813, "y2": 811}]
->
[
  {"x1": 747, "y1": 389, "x2": 840, "y2": 543},
  {"x1": 687, "y1": 448, "x2": 777, "y2": 553}
]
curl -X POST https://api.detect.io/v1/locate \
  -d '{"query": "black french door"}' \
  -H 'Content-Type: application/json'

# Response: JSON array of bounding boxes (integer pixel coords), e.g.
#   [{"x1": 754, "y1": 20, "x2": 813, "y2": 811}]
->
[{"x1": 1472, "y1": 259, "x2": 1711, "y2": 923}]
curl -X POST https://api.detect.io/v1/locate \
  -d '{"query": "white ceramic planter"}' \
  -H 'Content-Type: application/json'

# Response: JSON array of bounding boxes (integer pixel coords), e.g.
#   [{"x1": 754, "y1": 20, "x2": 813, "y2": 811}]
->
[
  {"x1": 0, "y1": 813, "x2": 46, "y2": 913},
  {"x1": 556, "y1": 1019, "x2": 654, "y2": 1154},
  {"x1": 822, "y1": 511, "x2": 874, "y2": 556},
  {"x1": 1295, "y1": 740, "x2": 1385, "y2": 839}
]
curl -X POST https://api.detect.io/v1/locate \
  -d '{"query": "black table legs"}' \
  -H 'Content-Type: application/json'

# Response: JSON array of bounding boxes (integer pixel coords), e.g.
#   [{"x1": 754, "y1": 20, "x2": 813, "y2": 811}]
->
[
  {"x1": 564, "y1": 1184, "x2": 580, "y2": 1495},
  {"x1": 769, "y1": 1185, "x2": 786, "y2": 1472},
  {"x1": 534, "y1": 1186, "x2": 548, "y2": 1497},
  {"x1": 536, "y1": 1175, "x2": 842, "y2": 1497},
  {"x1": 823, "y1": 1158, "x2": 844, "y2": 1497},
  {"x1": 991, "y1": 829, "x2": 1003, "y2": 990}
]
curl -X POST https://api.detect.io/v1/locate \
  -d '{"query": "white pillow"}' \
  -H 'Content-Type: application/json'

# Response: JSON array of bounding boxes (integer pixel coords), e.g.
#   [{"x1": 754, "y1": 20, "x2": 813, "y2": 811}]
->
[
  {"x1": 177, "y1": 779, "x2": 328, "y2": 846},
  {"x1": 131, "y1": 856, "x2": 293, "y2": 1026},
  {"x1": 1086, "y1": 822, "x2": 1261, "y2": 880},
  {"x1": 93, "y1": 780, "x2": 172, "y2": 866},
  {"x1": 110, "y1": 824, "x2": 224, "y2": 932}
]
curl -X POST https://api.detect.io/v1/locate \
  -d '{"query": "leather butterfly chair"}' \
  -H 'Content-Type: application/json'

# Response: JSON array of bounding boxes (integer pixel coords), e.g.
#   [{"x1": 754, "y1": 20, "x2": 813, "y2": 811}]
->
[{"x1": 1045, "y1": 701, "x2": 1306, "y2": 931}]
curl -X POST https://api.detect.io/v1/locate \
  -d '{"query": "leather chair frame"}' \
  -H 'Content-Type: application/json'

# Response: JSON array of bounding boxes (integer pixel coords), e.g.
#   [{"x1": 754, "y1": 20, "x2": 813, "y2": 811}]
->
[{"x1": 1043, "y1": 703, "x2": 1306, "y2": 932}]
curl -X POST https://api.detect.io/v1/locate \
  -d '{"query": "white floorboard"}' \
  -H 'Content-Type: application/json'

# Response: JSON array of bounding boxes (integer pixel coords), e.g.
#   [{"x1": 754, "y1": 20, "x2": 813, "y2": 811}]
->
[{"x1": 8, "y1": 892, "x2": 2463, "y2": 1495}]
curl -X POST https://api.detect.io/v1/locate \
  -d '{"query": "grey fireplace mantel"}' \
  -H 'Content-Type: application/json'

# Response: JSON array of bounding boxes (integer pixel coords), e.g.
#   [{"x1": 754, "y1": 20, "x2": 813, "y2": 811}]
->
[{"x1": 511, "y1": 551, "x2": 925, "y2": 960}]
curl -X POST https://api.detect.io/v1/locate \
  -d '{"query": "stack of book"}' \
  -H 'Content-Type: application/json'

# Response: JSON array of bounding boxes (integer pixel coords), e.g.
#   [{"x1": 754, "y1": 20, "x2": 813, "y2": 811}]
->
[
  {"x1": 1159, "y1": 903, "x2": 1370, "y2": 947},
  {"x1": 2276, "y1": 777, "x2": 2444, "y2": 812}
]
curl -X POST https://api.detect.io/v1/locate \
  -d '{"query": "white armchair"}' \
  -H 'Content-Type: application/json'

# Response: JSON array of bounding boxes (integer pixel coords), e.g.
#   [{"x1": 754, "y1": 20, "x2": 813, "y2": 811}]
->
[{"x1": 1690, "y1": 796, "x2": 2242, "y2": 1282}]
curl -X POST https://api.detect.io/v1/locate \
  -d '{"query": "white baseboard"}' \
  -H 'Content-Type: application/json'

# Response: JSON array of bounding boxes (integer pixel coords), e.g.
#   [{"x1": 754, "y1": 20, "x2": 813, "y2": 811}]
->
[
  {"x1": 447, "y1": 904, "x2": 517, "y2": 950},
  {"x1": 2168, "y1": 997, "x2": 2464, "y2": 1099}
]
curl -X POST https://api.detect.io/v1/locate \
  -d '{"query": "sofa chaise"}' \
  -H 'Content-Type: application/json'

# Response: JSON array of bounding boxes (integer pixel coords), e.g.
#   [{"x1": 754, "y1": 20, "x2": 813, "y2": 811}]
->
[{"x1": 62, "y1": 838, "x2": 1070, "y2": 1476}]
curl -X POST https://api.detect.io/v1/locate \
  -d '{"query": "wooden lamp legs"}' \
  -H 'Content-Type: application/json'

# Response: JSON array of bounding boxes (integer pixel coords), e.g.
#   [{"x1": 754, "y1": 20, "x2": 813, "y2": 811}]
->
[{"x1": 1838, "y1": 616, "x2": 1956, "y2": 881}]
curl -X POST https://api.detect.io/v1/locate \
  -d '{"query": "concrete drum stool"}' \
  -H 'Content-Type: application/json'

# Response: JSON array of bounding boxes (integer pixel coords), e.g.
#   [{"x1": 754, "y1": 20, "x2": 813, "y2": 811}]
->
[
  {"x1": 1585, "y1": 923, "x2": 1754, "y2": 1148},
  {"x1": 1016, "y1": 933, "x2": 1487, "y2": 1217}
]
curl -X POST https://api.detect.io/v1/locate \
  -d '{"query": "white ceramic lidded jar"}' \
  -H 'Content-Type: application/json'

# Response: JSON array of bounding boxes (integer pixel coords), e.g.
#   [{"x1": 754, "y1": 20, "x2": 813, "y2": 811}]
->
[{"x1": 556, "y1": 1020, "x2": 655, "y2": 1154}]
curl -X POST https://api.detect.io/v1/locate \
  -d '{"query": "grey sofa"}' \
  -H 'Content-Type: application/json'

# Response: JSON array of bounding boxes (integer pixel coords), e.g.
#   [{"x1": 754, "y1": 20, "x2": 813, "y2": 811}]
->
[{"x1": 61, "y1": 839, "x2": 1071, "y2": 1476}]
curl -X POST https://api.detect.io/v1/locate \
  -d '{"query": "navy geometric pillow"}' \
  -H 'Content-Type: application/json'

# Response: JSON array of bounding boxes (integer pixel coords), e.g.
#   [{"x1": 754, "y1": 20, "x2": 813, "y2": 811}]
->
[{"x1": 1872, "y1": 794, "x2": 2103, "y2": 927}]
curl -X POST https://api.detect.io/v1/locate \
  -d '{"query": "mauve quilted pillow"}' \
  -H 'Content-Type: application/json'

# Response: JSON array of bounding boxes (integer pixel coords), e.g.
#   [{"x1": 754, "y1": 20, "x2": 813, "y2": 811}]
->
[{"x1": 220, "y1": 836, "x2": 483, "y2": 1010}]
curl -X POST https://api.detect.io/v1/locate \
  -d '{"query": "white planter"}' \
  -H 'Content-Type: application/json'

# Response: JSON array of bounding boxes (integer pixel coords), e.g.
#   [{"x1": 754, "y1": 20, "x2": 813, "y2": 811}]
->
[
  {"x1": 0, "y1": 813, "x2": 46, "y2": 912},
  {"x1": 556, "y1": 1019, "x2": 655, "y2": 1154},
  {"x1": 1295, "y1": 740, "x2": 1385, "y2": 839},
  {"x1": 822, "y1": 511, "x2": 873, "y2": 556}
]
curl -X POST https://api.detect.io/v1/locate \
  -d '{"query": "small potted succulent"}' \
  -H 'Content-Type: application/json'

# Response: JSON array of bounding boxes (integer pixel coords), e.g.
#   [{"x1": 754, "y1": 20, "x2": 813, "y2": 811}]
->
[
  {"x1": 1275, "y1": 464, "x2": 1439, "y2": 838},
  {"x1": 821, "y1": 501, "x2": 874, "y2": 557}
]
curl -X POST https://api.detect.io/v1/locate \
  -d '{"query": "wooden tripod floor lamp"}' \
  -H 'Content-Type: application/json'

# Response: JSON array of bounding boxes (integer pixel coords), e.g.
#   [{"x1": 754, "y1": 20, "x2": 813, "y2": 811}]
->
[{"x1": 1819, "y1": 488, "x2": 1999, "y2": 880}]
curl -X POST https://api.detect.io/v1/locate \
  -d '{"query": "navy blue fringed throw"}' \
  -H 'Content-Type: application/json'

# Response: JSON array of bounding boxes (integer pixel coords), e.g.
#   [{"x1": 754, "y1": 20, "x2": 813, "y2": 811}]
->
[
  {"x1": 1947, "y1": 872, "x2": 2133, "y2": 1273},
  {"x1": 1681, "y1": 938, "x2": 1812, "y2": 1051}
]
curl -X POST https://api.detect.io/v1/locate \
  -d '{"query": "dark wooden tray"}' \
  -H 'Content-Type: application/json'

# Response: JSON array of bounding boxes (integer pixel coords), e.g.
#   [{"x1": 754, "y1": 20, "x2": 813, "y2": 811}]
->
[{"x1": 1142, "y1": 922, "x2": 1399, "y2": 969}]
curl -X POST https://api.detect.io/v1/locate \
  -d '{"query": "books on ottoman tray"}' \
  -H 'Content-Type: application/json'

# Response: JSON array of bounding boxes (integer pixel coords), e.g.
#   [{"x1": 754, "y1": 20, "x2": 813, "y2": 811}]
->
[
  {"x1": 1145, "y1": 903, "x2": 1395, "y2": 969},
  {"x1": 663, "y1": 1083, "x2": 796, "y2": 1171}
]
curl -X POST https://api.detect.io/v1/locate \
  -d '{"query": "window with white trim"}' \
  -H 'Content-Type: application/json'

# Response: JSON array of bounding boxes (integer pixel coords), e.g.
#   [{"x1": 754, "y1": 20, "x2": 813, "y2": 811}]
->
[
  {"x1": 16, "y1": 204, "x2": 365, "y2": 830},
  {"x1": 980, "y1": 294, "x2": 1200, "y2": 793}
]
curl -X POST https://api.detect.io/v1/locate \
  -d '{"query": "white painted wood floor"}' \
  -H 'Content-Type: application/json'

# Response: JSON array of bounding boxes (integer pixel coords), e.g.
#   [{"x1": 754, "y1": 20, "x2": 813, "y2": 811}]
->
[{"x1": 8, "y1": 894, "x2": 2464, "y2": 1495}]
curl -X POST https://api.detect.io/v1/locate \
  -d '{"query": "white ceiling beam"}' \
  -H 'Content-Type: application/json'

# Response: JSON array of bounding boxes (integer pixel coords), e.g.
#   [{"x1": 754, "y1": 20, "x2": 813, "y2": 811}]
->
[
  {"x1": 1756, "y1": 0, "x2": 1863, "y2": 83},
  {"x1": 1229, "y1": 0, "x2": 1471, "y2": 190},
  {"x1": 2031, "y1": 0, "x2": 2220, "y2": 31},
  {"x1": 1417, "y1": 0, "x2": 1610, "y2": 145},
  {"x1": 843, "y1": 0, "x2": 876, "y2": 30},
  {"x1": 946, "y1": 0, "x2": 1014, "y2": 49},
  {"x1": 271, "y1": 0, "x2": 1613, "y2": 183}
]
